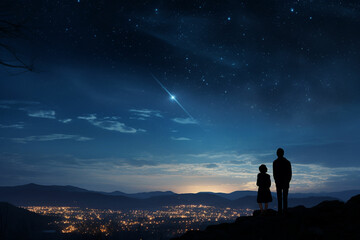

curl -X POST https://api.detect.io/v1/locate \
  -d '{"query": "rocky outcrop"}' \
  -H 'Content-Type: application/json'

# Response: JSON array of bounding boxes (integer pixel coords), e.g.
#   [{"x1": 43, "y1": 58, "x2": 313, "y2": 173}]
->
[{"x1": 173, "y1": 194, "x2": 360, "y2": 240}]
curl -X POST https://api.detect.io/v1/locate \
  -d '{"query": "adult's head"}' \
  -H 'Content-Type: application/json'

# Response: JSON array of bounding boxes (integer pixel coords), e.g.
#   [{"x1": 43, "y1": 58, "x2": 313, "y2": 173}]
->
[
  {"x1": 276, "y1": 148, "x2": 284, "y2": 157},
  {"x1": 259, "y1": 164, "x2": 267, "y2": 173}
]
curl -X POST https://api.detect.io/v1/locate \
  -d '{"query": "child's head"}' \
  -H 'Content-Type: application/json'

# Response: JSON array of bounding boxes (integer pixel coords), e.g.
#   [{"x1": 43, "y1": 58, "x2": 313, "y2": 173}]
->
[{"x1": 259, "y1": 164, "x2": 267, "y2": 173}]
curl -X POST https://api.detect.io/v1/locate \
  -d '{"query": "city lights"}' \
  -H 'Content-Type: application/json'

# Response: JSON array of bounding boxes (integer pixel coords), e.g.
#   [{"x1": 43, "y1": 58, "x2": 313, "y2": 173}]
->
[{"x1": 24, "y1": 205, "x2": 253, "y2": 237}]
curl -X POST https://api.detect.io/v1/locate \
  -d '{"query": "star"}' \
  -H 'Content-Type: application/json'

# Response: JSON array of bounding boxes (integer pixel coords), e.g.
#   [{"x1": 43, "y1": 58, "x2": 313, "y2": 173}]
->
[{"x1": 152, "y1": 74, "x2": 194, "y2": 120}]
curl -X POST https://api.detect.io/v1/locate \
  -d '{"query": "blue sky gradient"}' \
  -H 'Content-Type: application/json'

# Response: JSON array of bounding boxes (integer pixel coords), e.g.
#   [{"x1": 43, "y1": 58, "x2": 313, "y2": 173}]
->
[{"x1": 1, "y1": 0, "x2": 360, "y2": 193}]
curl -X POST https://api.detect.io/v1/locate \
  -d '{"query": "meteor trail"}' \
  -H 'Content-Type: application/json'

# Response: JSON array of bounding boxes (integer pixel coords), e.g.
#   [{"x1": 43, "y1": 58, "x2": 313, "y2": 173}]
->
[{"x1": 151, "y1": 74, "x2": 194, "y2": 120}]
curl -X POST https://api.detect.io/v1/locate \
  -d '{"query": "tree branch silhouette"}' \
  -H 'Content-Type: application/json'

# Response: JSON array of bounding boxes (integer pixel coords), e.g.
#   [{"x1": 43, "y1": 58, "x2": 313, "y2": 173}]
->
[{"x1": 0, "y1": 16, "x2": 33, "y2": 71}]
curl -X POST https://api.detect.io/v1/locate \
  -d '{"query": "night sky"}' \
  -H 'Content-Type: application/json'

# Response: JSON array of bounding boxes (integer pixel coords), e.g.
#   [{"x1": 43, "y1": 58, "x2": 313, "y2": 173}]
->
[{"x1": 1, "y1": 0, "x2": 360, "y2": 193}]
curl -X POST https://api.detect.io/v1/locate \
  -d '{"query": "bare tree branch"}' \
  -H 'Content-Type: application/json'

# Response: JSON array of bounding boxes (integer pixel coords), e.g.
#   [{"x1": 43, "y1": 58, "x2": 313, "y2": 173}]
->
[{"x1": 0, "y1": 6, "x2": 33, "y2": 72}]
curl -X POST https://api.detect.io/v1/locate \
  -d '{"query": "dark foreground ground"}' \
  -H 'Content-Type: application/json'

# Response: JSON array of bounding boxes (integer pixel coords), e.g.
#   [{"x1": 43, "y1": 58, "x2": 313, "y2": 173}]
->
[{"x1": 173, "y1": 194, "x2": 360, "y2": 240}]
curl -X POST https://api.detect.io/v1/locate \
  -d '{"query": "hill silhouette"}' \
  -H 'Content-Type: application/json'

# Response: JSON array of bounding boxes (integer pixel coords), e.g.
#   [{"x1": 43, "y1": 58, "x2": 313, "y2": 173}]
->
[
  {"x1": 0, "y1": 184, "x2": 346, "y2": 210},
  {"x1": 106, "y1": 190, "x2": 176, "y2": 199},
  {"x1": 0, "y1": 184, "x2": 142, "y2": 209},
  {"x1": 0, "y1": 202, "x2": 56, "y2": 240},
  {"x1": 173, "y1": 194, "x2": 360, "y2": 240}
]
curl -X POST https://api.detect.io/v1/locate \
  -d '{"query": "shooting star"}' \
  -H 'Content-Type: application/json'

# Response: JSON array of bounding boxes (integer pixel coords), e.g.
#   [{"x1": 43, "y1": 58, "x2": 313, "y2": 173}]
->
[{"x1": 151, "y1": 74, "x2": 194, "y2": 120}]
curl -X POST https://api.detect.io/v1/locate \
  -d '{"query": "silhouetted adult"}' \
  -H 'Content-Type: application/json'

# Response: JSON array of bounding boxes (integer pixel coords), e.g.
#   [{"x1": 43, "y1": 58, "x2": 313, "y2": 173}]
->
[{"x1": 273, "y1": 148, "x2": 292, "y2": 214}]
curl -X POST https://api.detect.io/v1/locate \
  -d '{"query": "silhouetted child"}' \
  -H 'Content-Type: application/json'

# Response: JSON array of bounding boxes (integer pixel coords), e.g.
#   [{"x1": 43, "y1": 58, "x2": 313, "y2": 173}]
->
[{"x1": 257, "y1": 164, "x2": 272, "y2": 212}]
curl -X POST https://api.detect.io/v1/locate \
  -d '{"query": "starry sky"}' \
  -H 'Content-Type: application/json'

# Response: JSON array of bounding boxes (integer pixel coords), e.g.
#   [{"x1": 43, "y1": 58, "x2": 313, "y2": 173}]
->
[{"x1": 1, "y1": 0, "x2": 360, "y2": 193}]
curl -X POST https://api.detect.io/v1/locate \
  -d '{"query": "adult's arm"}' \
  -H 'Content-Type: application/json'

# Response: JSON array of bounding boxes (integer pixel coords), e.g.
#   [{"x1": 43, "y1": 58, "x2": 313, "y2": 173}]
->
[{"x1": 288, "y1": 161, "x2": 292, "y2": 182}]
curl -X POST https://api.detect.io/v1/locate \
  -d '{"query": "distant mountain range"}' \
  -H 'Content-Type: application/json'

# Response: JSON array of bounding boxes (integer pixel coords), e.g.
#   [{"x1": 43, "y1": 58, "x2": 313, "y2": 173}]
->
[
  {"x1": 105, "y1": 190, "x2": 177, "y2": 199},
  {"x1": 200, "y1": 190, "x2": 360, "y2": 201},
  {"x1": 0, "y1": 183, "x2": 359, "y2": 210}
]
